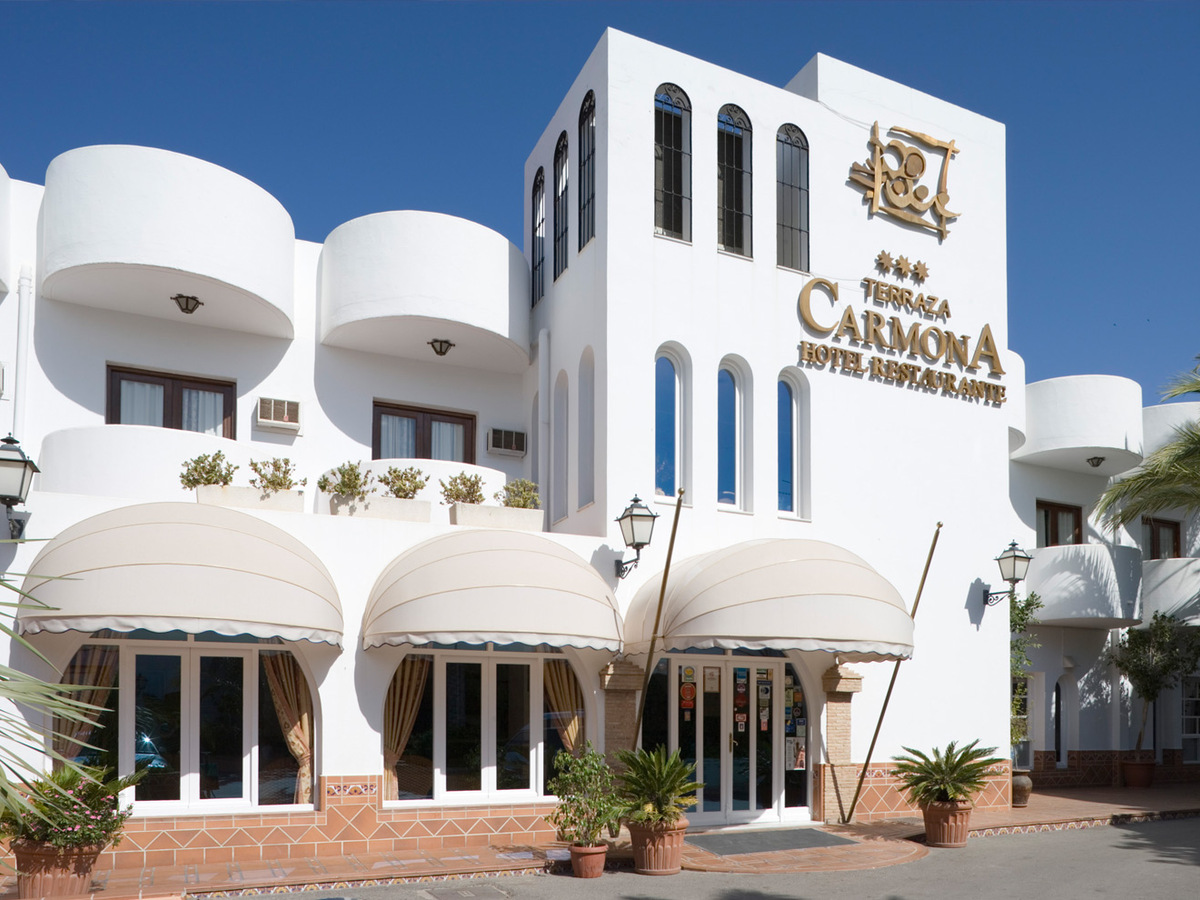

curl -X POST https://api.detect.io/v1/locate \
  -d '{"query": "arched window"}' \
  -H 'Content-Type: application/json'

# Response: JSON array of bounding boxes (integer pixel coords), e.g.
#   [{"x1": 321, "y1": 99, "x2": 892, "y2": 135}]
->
[
  {"x1": 717, "y1": 104, "x2": 752, "y2": 256},
  {"x1": 531, "y1": 169, "x2": 545, "y2": 306},
  {"x1": 718, "y1": 369, "x2": 738, "y2": 505},
  {"x1": 530, "y1": 392, "x2": 540, "y2": 497},
  {"x1": 57, "y1": 637, "x2": 315, "y2": 807},
  {"x1": 655, "y1": 345, "x2": 692, "y2": 499},
  {"x1": 552, "y1": 370, "x2": 569, "y2": 522},
  {"x1": 578, "y1": 92, "x2": 596, "y2": 249},
  {"x1": 384, "y1": 649, "x2": 586, "y2": 800},
  {"x1": 578, "y1": 348, "x2": 595, "y2": 508},
  {"x1": 776, "y1": 124, "x2": 809, "y2": 272},
  {"x1": 553, "y1": 132, "x2": 569, "y2": 280},
  {"x1": 777, "y1": 368, "x2": 811, "y2": 517},
  {"x1": 654, "y1": 83, "x2": 692, "y2": 241}
]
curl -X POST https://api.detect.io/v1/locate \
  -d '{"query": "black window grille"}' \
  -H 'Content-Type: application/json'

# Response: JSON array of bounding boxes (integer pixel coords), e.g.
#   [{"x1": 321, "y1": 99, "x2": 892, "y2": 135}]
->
[
  {"x1": 776, "y1": 124, "x2": 809, "y2": 271},
  {"x1": 531, "y1": 168, "x2": 545, "y2": 306},
  {"x1": 578, "y1": 92, "x2": 596, "y2": 250},
  {"x1": 717, "y1": 104, "x2": 751, "y2": 256},
  {"x1": 553, "y1": 132, "x2": 569, "y2": 280},
  {"x1": 654, "y1": 83, "x2": 691, "y2": 241}
]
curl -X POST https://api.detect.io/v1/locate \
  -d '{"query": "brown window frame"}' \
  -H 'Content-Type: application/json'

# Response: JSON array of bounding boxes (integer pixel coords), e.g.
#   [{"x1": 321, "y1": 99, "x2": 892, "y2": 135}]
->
[
  {"x1": 1143, "y1": 517, "x2": 1182, "y2": 560},
  {"x1": 1036, "y1": 500, "x2": 1083, "y2": 547},
  {"x1": 106, "y1": 366, "x2": 236, "y2": 439},
  {"x1": 372, "y1": 402, "x2": 476, "y2": 463}
]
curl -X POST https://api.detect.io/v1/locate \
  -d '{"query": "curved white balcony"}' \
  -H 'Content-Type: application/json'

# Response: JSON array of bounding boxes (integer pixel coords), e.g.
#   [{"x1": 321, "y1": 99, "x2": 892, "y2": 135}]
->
[
  {"x1": 1011, "y1": 375, "x2": 1143, "y2": 476},
  {"x1": 1141, "y1": 558, "x2": 1200, "y2": 625},
  {"x1": 35, "y1": 425, "x2": 253, "y2": 502},
  {"x1": 41, "y1": 146, "x2": 295, "y2": 338},
  {"x1": 319, "y1": 211, "x2": 530, "y2": 373},
  {"x1": 1025, "y1": 544, "x2": 1141, "y2": 628},
  {"x1": 1143, "y1": 401, "x2": 1200, "y2": 457},
  {"x1": 0, "y1": 161, "x2": 11, "y2": 294}
]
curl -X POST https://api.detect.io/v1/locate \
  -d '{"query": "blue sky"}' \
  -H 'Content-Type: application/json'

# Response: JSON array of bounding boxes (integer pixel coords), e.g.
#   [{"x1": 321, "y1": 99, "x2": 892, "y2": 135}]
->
[{"x1": 2, "y1": 1, "x2": 1196, "y2": 399}]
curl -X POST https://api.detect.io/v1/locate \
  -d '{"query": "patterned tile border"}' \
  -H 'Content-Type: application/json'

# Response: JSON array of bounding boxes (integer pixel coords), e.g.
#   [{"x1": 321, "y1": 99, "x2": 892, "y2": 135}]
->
[
  {"x1": 189, "y1": 865, "x2": 549, "y2": 897},
  {"x1": 324, "y1": 783, "x2": 377, "y2": 796},
  {"x1": 967, "y1": 807, "x2": 1200, "y2": 840}
]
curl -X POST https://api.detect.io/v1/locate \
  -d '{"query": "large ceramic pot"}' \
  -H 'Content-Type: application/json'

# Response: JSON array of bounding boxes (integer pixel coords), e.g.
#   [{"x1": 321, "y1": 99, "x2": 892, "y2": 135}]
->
[
  {"x1": 10, "y1": 841, "x2": 105, "y2": 898},
  {"x1": 568, "y1": 843, "x2": 607, "y2": 878},
  {"x1": 1011, "y1": 769, "x2": 1033, "y2": 808},
  {"x1": 627, "y1": 816, "x2": 689, "y2": 875},
  {"x1": 921, "y1": 800, "x2": 973, "y2": 848},
  {"x1": 1121, "y1": 760, "x2": 1156, "y2": 788}
]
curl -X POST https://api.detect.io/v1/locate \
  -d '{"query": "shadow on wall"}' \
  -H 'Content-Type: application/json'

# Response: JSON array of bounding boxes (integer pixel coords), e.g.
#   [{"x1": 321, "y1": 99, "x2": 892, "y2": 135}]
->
[{"x1": 964, "y1": 578, "x2": 987, "y2": 630}]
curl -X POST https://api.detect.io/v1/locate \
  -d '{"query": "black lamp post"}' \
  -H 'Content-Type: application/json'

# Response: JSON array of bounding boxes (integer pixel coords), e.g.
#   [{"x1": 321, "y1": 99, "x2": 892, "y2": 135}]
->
[
  {"x1": 986, "y1": 540, "x2": 1033, "y2": 606},
  {"x1": 615, "y1": 495, "x2": 658, "y2": 578},
  {"x1": 0, "y1": 435, "x2": 39, "y2": 539}
]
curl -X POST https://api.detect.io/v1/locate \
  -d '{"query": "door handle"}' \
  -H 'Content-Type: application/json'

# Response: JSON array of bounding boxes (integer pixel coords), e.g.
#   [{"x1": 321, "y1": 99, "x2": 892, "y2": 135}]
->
[{"x1": 729, "y1": 733, "x2": 737, "y2": 752}]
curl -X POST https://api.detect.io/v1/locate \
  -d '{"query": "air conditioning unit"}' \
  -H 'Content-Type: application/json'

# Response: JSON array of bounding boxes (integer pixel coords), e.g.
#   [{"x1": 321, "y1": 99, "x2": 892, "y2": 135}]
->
[
  {"x1": 256, "y1": 397, "x2": 301, "y2": 432},
  {"x1": 487, "y1": 428, "x2": 527, "y2": 458}
]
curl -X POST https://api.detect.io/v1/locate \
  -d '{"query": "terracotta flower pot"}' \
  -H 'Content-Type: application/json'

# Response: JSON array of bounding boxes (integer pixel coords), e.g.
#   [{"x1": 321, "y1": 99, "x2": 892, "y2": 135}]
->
[
  {"x1": 11, "y1": 841, "x2": 105, "y2": 898},
  {"x1": 627, "y1": 816, "x2": 689, "y2": 875},
  {"x1": 568, "y1": 843, "x2": 607, "y2": 878},
  {"x1": 1121, "y1": 760, "x2": 1156, "y2": 788},
  {"x1": 922, "y1": 800, "x2": 972, "y2": 848}
]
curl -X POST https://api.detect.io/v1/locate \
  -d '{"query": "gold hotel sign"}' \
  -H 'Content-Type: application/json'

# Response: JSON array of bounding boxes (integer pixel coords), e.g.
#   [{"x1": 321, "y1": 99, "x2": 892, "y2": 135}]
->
[{"x1": 850, "y1": 122, "x2": 959, "y2": 240}]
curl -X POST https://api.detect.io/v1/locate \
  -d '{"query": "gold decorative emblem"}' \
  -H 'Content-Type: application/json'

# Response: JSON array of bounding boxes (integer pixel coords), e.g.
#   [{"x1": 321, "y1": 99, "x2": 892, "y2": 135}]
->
[{"x1": 851, "y1": 123, "x2": 959, "y2": 239}]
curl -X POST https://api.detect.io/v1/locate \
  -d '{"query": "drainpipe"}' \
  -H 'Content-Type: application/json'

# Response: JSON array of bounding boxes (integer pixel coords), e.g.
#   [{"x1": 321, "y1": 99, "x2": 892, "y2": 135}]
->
[
  {"x1": 538, "y1": 327, "x2": 550, "y2": 529},
  {"x1": 12, "y1": 265, "x2": 32, "y2": 439}
]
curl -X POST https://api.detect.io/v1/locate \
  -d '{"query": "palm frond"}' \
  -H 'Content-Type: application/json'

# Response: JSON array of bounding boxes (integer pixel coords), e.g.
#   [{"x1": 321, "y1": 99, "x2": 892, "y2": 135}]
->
[{"x1": 1096, "y1": 421, "x2": 1200, "y2": 527}]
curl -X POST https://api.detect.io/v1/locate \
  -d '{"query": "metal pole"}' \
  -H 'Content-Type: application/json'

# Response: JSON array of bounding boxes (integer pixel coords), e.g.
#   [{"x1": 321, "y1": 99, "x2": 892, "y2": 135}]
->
[
  {"x1": 631, "y1": 488, "x2": 685, "y2": 749},
  {"x1": 843, "y1": 521, "x2": 942, "y2": 824}
]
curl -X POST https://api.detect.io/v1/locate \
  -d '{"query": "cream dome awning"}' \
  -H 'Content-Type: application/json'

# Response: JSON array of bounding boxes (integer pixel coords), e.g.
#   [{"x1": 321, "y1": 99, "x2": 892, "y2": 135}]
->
[
  {"x1": 362, "y1": 529, "x2": 621, "y2": 650},
  {"x1": 19, "y1": 502, "x2": 343, "y2": 644},
  {"x1": 624, "y1": 539, "x2": 914, "y2": 662}
]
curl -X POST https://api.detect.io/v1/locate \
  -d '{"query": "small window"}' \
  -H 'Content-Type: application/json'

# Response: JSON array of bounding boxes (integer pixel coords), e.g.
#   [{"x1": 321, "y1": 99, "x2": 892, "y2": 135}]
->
[
  {"x1": 776, "y1": 124, "x2": 809, "y2": 271},
  {"x1": 1142, "y1": 517, "x2": 1181, "y2": 560},
  {"x1": 1036, "y1": 501, "x2": 1082, "y2": 547},
  {"x1": 373, "y1": 403, "x2": 476, "y2": 463},
  {"x1": 654, "y1": 84, "x2": 692, "y2": 242},
  {"x1": 553, "y1": 132, "x2": 569, "y2": 280},
  {"x1": 578, "y1": 92, "x2": 596, "y2": 250},
  {"x1": 717, "y1": 104, "x2": 752, "y2": 256},
  {"x1": 531, "y1": 169, "x2": 546, "y2": 306},
  {"x1": 107, "y1": 366, "x2": 235, "y2": 438}
]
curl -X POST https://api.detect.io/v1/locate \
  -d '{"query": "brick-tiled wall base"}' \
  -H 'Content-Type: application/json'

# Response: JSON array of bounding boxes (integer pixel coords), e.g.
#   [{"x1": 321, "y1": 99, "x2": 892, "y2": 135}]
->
[
  {"x1": 1029, "y1": 749, "x2": 1200, "y2": 788},
  {"x1": 814, "y1": 762, "x2": 1011, "y2": 824},
  {"x1": 6, "y1": 775, "x2": 557, "y2": 871}
]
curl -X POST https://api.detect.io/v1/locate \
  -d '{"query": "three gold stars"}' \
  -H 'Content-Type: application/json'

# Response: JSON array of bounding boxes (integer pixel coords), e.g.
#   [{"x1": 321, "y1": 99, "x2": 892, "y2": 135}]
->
[{"x1": 876, "y1": 250, "x2": 930, "y2": 283}]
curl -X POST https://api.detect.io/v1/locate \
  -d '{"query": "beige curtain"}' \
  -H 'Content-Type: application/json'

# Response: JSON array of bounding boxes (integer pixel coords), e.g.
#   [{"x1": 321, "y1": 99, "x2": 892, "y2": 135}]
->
[
  {"x1": 543, "y1": 659, "x2": 584, "y2": 755},
  {"x1": 53, "y1": 645, "x2": 119, "y2": 765},
  {"x1": 262, "y1": 651, "x2": 314, "y2": 804},
  {"x1": 383, "y1": 656, "x2": 431, "y2": 799}
]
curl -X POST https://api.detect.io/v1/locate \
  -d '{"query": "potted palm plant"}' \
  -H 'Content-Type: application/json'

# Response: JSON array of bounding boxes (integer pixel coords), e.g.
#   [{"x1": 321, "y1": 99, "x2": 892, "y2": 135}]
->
[
  {"x1": 544, "y1": 742, "x2": 619, "y2": 878},
  {"x1": 1, "y1": 766, "x2": 144, "y2": 898},
  {"x1": 614, "y1": 746, "x2": 702, "y2": 875},
  {"x1": 890, "y1": 740, "x2": 1003, "y2": 848}
]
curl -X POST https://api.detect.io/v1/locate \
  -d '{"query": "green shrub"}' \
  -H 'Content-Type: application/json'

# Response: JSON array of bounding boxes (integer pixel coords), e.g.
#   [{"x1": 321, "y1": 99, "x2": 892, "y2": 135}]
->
[
  {"x1": 379, "y1": 466, "x2": 429, "y2": 500},
  {"x1": 614, "y1": 745, "x2": 702, "y2": 825},
  {"x1": 495, "y1": 478, "x2": 540, "y2": 509},
  {"x1": 247, "y1": 457, "x2": 306, "y2": 494},
  {"x1": 439, "y1": 471, "x2": 484, "y2": 505},
  {"x1": 545, "y1": 742, "x2": 619, "y2": 847},
  {"x1": 316, "y1": 461, "x2": 376, "y2": 501},
  {"x1": 179, "y1": 451, "x2": 237, "y2": 489},
  {"x1": 890, "y1": 740, "x2": 1004, "y2": 806}
]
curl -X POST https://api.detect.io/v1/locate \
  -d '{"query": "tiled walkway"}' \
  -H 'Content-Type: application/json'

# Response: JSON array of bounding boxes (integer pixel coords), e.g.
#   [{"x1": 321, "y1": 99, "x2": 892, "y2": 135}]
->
[{"x1": 4, "y1": 783, "x2": 1200, "y2": 898}]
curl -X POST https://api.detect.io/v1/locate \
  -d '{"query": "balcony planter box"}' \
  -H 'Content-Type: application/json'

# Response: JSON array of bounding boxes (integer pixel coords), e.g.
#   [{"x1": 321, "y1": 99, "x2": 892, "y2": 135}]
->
[
  {"x1": 322, "y1": 492, "x2": 430, "y2": 522},
  {"x1": 449, "y1": 503, "x2": 543, "y2": 531},
  {"x1": 196, "y1": 484, "x2": 304, "y2": 513}
]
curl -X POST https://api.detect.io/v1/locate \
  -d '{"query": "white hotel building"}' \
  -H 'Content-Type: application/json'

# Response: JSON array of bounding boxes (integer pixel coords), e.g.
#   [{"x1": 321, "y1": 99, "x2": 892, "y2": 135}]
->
[{"x1": 1, "y1": 29, "x2": 1197, "y2": 866}]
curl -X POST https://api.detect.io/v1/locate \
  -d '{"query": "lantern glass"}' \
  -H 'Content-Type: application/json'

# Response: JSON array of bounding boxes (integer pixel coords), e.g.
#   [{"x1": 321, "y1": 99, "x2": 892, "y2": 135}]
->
[
  {"x1": 0, "y1": 437, "x2": 39, "y2": 506},
  {"x1": 616, "y1": 496, "x2": 657, "y2": 551},
  {"x1": 995, "y1": 541, "x2": 1032, "y2": 585}
]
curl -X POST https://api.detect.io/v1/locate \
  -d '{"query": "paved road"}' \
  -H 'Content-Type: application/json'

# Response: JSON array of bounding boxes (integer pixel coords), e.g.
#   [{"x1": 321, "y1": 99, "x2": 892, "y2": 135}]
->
[{"x1": 299, "y1": 818, "x2": 1200, "y2": 899}]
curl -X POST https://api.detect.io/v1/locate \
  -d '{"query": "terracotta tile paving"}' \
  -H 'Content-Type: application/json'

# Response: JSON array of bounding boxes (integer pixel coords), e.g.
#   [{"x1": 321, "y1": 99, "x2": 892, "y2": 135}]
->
[{"x1": 5, "y1": 784, "x2": 1200, "y2": 899}]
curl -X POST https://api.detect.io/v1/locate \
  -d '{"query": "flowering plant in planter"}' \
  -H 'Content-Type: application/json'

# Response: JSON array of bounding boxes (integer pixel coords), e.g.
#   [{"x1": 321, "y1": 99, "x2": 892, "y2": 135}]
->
[{"x1": 0, "y1": 766, "x2": 143, "y2": 849}]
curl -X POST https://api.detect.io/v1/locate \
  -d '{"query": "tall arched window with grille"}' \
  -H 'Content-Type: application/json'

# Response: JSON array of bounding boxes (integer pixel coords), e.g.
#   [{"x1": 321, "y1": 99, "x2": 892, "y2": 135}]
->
[
  {"x1": 578, "y1": 92, "x2": 596, "y2": 250},
  {"x1": 531, "y1": 169, "x2": 545, "y2": 306},
  {"x1": 717, "y1": 104, "x2": 752, "y2": 256},
  {"x1": 553, "y1": 133, "x2": 569, "y2": 280},
  {"x1": 776, "y1": 124, "x2": 809, "y2": 271},
  {"x1": 654, "y1": 84, "x2": 691, "y2": 241}
]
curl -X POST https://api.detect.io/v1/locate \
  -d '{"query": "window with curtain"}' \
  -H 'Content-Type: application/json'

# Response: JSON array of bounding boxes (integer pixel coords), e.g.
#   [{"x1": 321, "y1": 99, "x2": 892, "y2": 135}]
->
[
  {"x1": 1035, "y1": 501, "x2": 1083, "y2": 547},
  {"x1": 58, "y1": 636, "x2": 313, "y2": 809},
  {"x1": 383, "y1": 649, "x2": 584, "y2": 801},
  {"x1": 654, "y1": 83, "x2": 692, "y2": 241},
  {"x1": 578, "y1": 91, "x2": 596, "y2": 249},
  {"x1": 776, "y1": 124, "x2": 809, "y2": 272},
  {"x1": 717, "y1": 104, "x2": 752, "y2": 256},
  {"x1": 553, "y1": 132, "x2": 569, "y2": 280},
  {"x1": 531, "y1": 168, "x2": 546, "y2": 306},
  {"x1": 107, "y1": 366, "x2": 235, "y2": 438},
  {"x1": 373, "y1": 402, "x2": 475, "y2": 463},
  {"x1": 1142, "y1": 517, "x2": 1181, "y2": 559}
]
